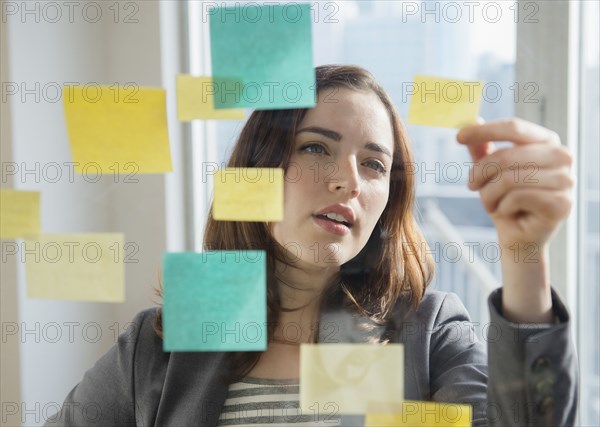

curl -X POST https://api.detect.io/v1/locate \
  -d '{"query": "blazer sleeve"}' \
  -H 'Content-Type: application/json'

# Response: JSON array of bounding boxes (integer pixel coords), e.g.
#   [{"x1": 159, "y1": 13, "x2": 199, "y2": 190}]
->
[
  {"x1": 429, "y1": 288, "x2": 577, "y2": 427},
  {"x1": 485, "y1": 287, "x2": 578, "y2": 427},
  {"x1": 44, "y1": 309, "x2": 155, "y2": 426}
]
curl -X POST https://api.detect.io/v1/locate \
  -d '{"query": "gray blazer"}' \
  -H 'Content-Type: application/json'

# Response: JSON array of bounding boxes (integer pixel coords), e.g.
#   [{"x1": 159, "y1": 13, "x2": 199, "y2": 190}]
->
[{"x1": 45, "y1": 288, "x2": 577, "y2": 426}]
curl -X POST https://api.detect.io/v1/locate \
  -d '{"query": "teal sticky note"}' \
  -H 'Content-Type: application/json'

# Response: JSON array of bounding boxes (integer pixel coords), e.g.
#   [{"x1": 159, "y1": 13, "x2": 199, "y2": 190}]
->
[
  {"x1": 163, "y1": 251, "x2": 267, "y2": 351},
  {"x1": 209, "y1": 3, "x2": 316, "y2": 110}
]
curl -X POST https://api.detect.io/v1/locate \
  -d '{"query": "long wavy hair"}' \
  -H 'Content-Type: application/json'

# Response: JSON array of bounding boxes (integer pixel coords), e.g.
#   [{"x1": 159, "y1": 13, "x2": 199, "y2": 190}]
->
[{"x1": 155, "y1": 65, "x2": 434, "y2": 381}]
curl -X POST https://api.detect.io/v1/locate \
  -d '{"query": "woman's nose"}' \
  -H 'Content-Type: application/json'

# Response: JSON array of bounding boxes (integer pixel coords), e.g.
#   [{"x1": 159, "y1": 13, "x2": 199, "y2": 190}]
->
[{"x1": 327, "y1": 157, "x2": 361, "y2": 198}]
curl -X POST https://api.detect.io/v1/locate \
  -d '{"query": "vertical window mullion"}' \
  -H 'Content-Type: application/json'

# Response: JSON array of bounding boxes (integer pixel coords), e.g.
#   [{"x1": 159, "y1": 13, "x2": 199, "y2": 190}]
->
[
  {"x1": 514, "y1": 0, "x2": 579, "y2": 311},
  {"x1": 188, "y1": 1, "x2": 212, "y2": 250}
]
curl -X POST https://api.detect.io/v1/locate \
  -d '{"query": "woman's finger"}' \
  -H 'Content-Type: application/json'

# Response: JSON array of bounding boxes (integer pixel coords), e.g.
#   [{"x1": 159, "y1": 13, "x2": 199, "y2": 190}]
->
[
  {"x1": 495, "y1": 188, "x2": 573, "y2": 225},
  {"x1": 465, "y1": 140, "x2": 496, "y2": 163},
  {"x1": 457, "y1": 118, "x2": 561, "y2": 148},
  {"x1": 478, "y1": 167, "x2": 574, "y2": 213},
  {"x1": 468, "y1": 144, "x2": 573, "y2": 190}
]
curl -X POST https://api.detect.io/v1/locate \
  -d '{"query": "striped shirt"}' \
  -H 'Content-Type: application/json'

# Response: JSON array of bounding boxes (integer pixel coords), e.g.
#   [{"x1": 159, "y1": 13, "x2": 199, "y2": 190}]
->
[{"x1": 217, "y1": 377, "x2": 341, "y2": 426}]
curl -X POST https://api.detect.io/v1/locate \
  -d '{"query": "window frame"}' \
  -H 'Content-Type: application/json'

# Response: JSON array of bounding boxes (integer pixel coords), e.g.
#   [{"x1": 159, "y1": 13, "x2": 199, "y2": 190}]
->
[{"x1": 514, "y1": 0, "x2": 580, "y2": 311}]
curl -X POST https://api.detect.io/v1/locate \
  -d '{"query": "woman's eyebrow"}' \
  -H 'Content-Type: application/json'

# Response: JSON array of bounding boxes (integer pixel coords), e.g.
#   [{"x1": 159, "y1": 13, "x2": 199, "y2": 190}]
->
[
  {"x1": 365, "y1": 142, "x2": 392, "y2": 158},
  {"x1": 296, "y1": 126, "x2": 342, "y2": 141}
]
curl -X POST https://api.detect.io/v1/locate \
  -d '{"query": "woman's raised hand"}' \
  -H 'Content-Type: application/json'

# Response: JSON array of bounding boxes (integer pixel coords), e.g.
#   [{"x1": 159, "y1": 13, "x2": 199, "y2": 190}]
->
[
  {"x1": 457, "y1": 118, "x2": 573, "y2": 254},
  {"x1": 456, "y1": 118, "x2": 574, "y2": 323}
]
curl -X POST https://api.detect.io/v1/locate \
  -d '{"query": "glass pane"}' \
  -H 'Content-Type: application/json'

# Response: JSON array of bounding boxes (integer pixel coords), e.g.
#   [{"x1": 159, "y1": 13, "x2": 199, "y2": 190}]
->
[
  {"x1": 192, "y1": 1, "x2": 517, "y2": 332},
  {"x1": 315, "y1": 1, "x2": 517, "y2": 333},
  {"x1": 578, "y1": 0, "x2": 600, "y2": 424}
]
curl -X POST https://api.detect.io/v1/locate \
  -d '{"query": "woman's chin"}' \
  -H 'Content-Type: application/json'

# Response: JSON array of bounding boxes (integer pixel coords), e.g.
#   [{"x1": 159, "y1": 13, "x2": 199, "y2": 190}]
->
[{"x1": 273, "y1": 239, "x2": 362, "y2": 271}]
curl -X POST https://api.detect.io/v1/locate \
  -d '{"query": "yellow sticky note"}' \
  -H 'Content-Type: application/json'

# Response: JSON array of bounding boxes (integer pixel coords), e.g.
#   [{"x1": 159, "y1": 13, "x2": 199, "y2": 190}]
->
[
  {"x1": 365, "y1": 400, "x2": 472, "y2": 426},
  {"x1": 407, "y1": 75, "x2": 482, "y2": 128},
  {"x1": 176, "y1": 75, "x2": 245, "y2": 121},
  {"x1": 300, "y1": 344, "x2": 404, "y2": 415},
  {"x1": 25, "y1": 233, "x2": 125, "y2": 302},
  {"x1": 63, "y1": 85, "x2": 172, "y2": 173},
  {"x1": 213, "y1": 168, "x2": 283, "y2": 221},
  {"x1": 0, "y1": 189, "x2": 40, "y2": 239}
]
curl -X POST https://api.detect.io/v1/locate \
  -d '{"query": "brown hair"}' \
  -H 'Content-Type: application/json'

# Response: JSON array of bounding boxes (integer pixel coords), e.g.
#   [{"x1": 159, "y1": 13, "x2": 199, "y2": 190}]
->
[{"x1": 154, "y1": 65, "x2": 434, "y2": 380}]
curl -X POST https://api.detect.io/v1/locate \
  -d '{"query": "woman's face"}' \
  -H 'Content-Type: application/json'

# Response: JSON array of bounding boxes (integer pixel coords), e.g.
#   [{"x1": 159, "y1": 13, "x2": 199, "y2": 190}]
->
[{"x1": 271, "y1": 87, "x2": 395, "y2": 269}]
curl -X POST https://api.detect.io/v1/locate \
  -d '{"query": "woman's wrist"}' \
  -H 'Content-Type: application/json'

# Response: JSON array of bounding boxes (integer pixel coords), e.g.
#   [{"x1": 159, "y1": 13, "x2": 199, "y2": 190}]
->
[{"x1": 499, "y1": 243, "x2": 554, "y2": 324}]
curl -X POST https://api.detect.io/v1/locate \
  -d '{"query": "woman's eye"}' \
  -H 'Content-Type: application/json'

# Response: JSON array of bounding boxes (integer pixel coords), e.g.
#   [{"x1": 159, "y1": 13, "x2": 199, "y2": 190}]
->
[
  {"x1": 364, "y1": 160, "x2": 387, "y2": 174},
  {"x1": 300, "y1": 143, "x2": 327, "y2": 155}
]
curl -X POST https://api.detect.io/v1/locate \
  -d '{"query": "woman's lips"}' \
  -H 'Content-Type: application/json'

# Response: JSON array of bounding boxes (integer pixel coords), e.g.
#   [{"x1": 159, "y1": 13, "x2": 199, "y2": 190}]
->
[{"x1": 312, "y1": 215, "x2": 351, "y2": 236}]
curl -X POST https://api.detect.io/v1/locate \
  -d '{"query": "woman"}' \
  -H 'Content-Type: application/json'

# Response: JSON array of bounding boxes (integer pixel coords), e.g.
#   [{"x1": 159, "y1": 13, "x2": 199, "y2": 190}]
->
[{"x1": 47, "y1": 65, "x2": 577, "y2": 426}]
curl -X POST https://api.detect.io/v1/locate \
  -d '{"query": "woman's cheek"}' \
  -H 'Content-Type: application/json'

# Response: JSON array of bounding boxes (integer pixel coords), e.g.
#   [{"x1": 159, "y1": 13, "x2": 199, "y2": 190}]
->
[{"x1": 364, "y1": 185, "x2": 390, "y2": 216}]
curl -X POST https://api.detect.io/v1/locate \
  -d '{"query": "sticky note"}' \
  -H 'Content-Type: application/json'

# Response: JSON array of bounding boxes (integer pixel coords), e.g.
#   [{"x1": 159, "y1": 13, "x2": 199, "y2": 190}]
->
[
  {"x1": 209, "y1": 3, "x2": 315, "y2": 109},
  {"x1": 0, "y1": 189, "x2": 40, "y2": 239},
  {"x1": 365, "y1": 400, "x2": 472, "y2": 426},
  {"x1": 407, "y1": 75, "x2": 482, "y2": 128},
  {"x1": 176, "y1": 75, "x2": 245, "y2": 121},
  {"x1": 162, "y1": 251, "x2": 267, "y2": 351},
  {"x1": 300, "y1": 344, "x2": 404, "y2": 415},
  {"x1": 63, "y1": 85, "x2": 172, "y2": 173},
  {"x1": 24, "y1": 233, "x2": 125, "y2": 302},
  {"x1": 213, "y1": 168, "x2": 283, "y2": 221}
]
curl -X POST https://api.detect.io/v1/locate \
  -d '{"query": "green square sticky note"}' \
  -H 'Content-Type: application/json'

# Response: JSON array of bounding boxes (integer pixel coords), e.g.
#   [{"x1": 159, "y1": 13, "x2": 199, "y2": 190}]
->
[
  {"x1": 163, "y1": 251, "x2": 267, "y2": 351},
  {"x1": 209, "y1": 3, "x2": 315, "y2": 110},
  {"x1": 407, "y1": 75, "x2": 483, "y2": 128}
]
